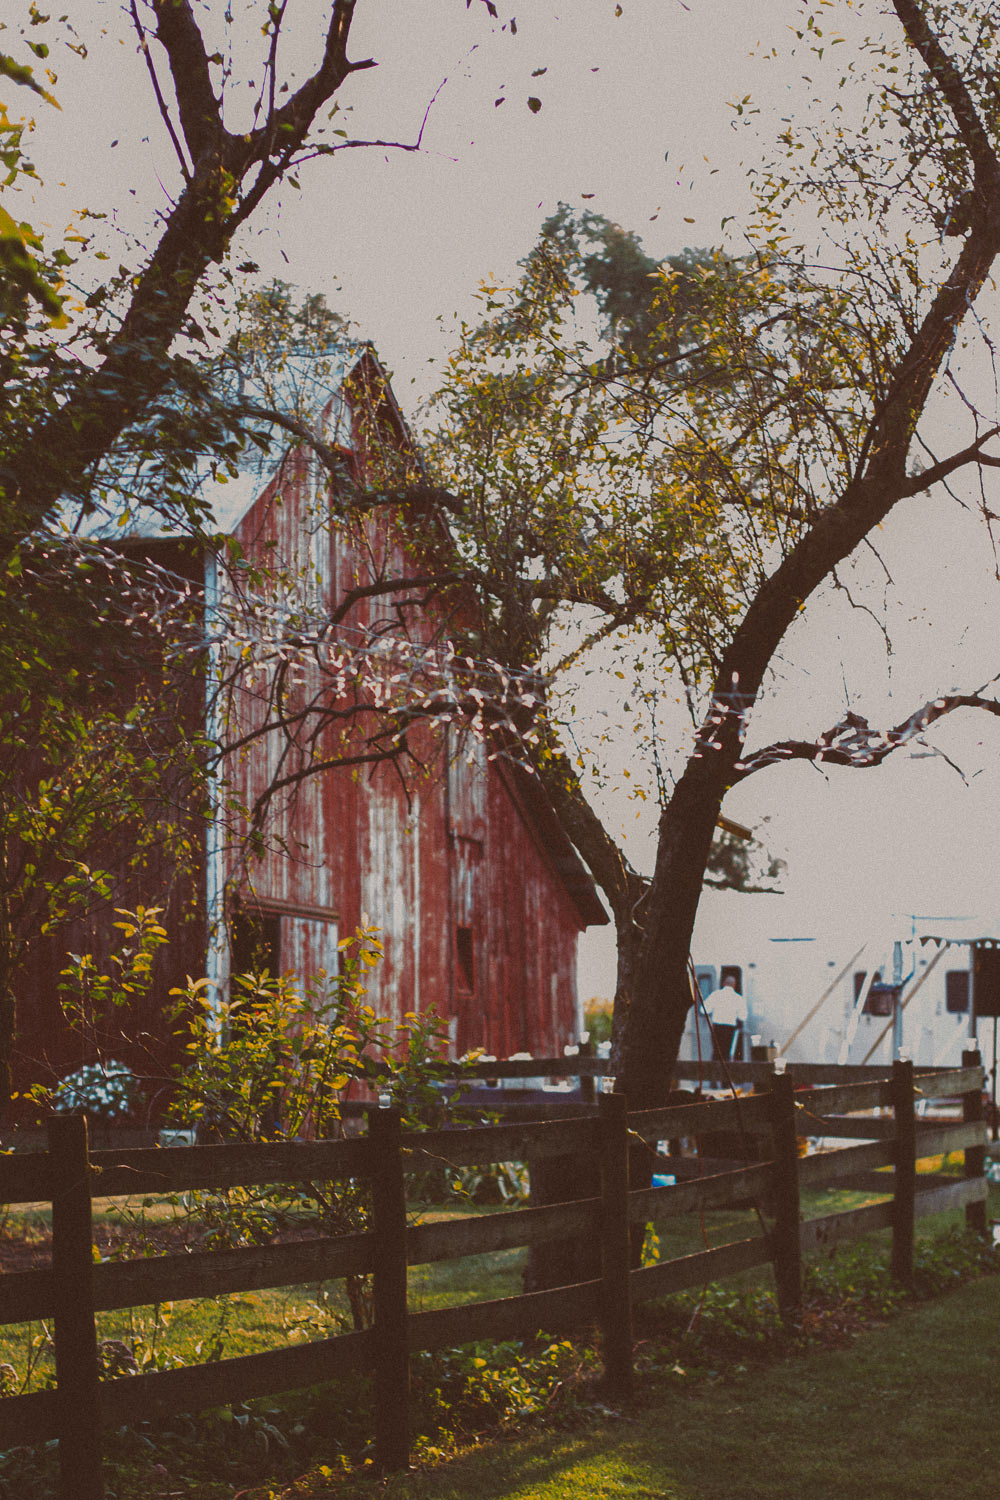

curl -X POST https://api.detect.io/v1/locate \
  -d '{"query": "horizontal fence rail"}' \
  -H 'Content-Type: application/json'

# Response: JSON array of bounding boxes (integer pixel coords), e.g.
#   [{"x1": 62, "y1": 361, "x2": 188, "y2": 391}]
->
[{"x1": 0, "y1": 1057, "x2": 988, "y2": 1498}]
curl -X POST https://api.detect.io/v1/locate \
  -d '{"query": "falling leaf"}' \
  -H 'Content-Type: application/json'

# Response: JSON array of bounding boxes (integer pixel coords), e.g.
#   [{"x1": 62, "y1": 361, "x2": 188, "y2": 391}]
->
[{"x1": 527, "y1": 95, "x2": 542, "y2": 112}]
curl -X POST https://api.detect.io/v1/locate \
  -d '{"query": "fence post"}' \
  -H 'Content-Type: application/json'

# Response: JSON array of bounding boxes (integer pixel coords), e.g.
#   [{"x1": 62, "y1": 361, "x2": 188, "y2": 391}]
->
[
  {"x1": 597, "y1": 1090, "x2": 632, "y2": 1398},
  {"x1": 48, "y1": 1112, "x2": 103, "y2": 1500},
  {"x1": 891, "y1": 1058, "x2": 916, "y2": 1286},
  {"x1": 962, "y1": 1046, "x2": 987, "y2": 1235},
  {"x1": 768, "y1": 1069, "x2": 802, "y2": 1327},
  {"x1": 369, "y1": 1105, "x2": 409, "y2": 1470}
]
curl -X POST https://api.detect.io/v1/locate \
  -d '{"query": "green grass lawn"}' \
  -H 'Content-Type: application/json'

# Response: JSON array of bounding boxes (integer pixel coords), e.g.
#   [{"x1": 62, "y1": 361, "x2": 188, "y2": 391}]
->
[{"x1": 320, "y1": 1271, "x2": 1000, "y2": 1500}]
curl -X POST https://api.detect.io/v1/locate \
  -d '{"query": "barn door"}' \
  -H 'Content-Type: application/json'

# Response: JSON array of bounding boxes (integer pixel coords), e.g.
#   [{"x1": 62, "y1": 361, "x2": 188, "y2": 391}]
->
[
  {"x1": 448, "y1": 735, "x2": 487, "y2": 1051},
  {"x1": 451, "y1": 836, "x2": 483, "y2": 1052}
]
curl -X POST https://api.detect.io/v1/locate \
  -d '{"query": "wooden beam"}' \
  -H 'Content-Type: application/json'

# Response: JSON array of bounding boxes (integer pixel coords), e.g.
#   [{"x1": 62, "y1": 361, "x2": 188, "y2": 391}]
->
[
  {"x1": 102, "y1": 1330, "x2": 374, "y2": 1427},
  {"x1": 50, "y1": 1114, "x2": 103, "y2": 1500},
  {"x1": 408, "y1": 1197, "x2": 599, "y2": 1265},
  {"x1": 89, "y1": 1137, "x2": 372, "y2": 1196},
  {"x1": 799, "y1": 1199, "x2": 895, "y2": 1253},
  {"x1": 797, "y1": 1139, "x2": 894, "y2": 1188},
  {"x1": 631, "y1": 1236, "x2": 772, "y2": 1300},
  {"x1": 629, "y1": 1092, "x2": 772, "y2": 1140},
  {"x1": 628, "y1": 1162, "x2": 773, "y2": 1222},
  {"x1": 407, "y1": 1279, "x2": 600, "y2": 1351}
]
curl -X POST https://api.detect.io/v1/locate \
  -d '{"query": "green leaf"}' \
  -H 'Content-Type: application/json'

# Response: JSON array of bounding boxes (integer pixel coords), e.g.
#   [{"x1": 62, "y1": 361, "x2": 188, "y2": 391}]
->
[{"x1": 0, "y1": 50, "x2": 60, "y2": 107}]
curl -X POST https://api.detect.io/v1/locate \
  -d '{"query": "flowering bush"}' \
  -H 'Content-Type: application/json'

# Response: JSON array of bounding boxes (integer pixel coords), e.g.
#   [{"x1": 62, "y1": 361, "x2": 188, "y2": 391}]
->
[
  {"x1": 164, "y1": 927, "x2": 469, "y2": 1329},
  {"x1": 52, "y1": 1060, "x2": 136, "y2": 1121}
]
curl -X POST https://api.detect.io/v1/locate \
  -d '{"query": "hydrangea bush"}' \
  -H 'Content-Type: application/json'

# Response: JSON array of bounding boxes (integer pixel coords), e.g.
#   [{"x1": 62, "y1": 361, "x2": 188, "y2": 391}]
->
[{"x1": 52, "y1": 1060, "x2": 136, "y2": 1121}]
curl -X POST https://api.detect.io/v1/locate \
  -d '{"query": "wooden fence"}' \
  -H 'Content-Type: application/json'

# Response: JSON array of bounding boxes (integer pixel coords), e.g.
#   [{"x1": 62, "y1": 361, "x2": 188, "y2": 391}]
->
[{"x1": 0, "y1": 1054, "x2": 987, "y2": 1498}]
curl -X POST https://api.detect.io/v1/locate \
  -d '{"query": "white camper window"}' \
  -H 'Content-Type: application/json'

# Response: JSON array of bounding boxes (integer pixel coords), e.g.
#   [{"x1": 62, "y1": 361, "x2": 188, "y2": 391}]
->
[
  {"x1": 945, "y1": 970, "x2": 970, "y2": 1014},
  {"x1": 855, "y1": 970, "x2": 895, "y2": 1016}
]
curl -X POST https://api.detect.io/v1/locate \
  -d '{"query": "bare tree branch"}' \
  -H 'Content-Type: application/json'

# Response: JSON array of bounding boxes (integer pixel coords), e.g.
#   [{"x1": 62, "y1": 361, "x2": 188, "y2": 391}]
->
[
  {"x1": 131, "y1": 0, "x2": 191, "y2": 180},
  {"x1": 732, "y1": 694, "x2": 1000, "y2": 782},
  {"x1": 150, "y1": 0, "x2": 223, "y2": 165}
]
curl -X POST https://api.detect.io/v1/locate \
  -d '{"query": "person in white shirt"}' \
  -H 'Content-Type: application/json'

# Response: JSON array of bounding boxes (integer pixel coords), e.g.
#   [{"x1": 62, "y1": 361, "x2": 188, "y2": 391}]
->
[{"x1": 703, "y1": 975, "x2": 745, "y2": 1062}]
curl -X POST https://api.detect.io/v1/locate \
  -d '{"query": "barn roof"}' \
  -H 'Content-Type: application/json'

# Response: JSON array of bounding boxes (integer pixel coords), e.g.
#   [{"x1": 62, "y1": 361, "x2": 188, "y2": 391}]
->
[{"x1": 496, "y1": 758, "x2": 609, "y2": 929}]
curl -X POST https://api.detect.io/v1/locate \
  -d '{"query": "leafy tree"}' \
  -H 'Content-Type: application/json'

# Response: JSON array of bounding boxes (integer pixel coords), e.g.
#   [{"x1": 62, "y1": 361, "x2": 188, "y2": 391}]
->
[
  {"x1": 539, "y1": 202, "x2": 735, "y2": 368},
  {"x1": 0, "y1": 544, "x2": 211, "y2": 1101},
  {"x1": 704, "y1": 829, "x2": 785, "y2": 895},
  {"x1": 426, "y1": 0, "x2": 1000, "y2": 1107}
]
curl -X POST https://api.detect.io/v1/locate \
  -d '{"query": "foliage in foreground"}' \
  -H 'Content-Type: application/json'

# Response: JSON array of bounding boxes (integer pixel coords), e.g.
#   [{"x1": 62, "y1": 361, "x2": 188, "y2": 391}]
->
[
  {"x1": 637, "y1": 1227, "x2": 1000, "y2": 1379},
  {"x1": 0, "y1": 1228, "x2": 994, "y2": 1499}
]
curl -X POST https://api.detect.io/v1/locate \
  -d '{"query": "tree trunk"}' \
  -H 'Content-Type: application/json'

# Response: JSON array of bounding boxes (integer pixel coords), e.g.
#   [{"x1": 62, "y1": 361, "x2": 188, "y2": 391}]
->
[{"x1": 614, "y1": 731, "x2": 734, "y2": 1109}]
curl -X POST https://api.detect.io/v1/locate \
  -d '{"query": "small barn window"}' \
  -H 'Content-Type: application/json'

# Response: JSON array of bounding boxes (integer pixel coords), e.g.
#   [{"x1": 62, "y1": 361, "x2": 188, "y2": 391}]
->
[
  {"x1": 455, "y1": 925, "x2": 475, "y2": 993},
  {"x1": 231, "y1": 907, "x2": 281, "y2": 977},
  {"x1": 945, "y1": 970, "x2": 970, "y2": 1014}
]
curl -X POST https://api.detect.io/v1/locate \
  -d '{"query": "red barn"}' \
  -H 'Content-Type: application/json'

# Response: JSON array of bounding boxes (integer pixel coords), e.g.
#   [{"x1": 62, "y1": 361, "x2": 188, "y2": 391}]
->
[{"x1": 13, "y1": 347, "x2": 606, "y2": 1099}]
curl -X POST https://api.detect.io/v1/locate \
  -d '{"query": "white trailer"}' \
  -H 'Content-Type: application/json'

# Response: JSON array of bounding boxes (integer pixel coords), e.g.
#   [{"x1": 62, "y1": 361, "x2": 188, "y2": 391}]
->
[{"x1": 680, "y1": 891, "x2": 990, "y2": 1072}]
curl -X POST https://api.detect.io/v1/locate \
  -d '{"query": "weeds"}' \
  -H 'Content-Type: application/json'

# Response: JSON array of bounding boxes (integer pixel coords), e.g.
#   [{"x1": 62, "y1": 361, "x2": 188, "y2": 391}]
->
[{"x1": 638, "y1": 1226, "x2": 1000, "y2": 1379}]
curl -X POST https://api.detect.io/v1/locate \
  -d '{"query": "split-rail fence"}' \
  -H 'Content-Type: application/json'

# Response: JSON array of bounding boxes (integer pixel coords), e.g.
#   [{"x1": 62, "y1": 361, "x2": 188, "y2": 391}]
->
[{"x1": 0, "y1": 1052, "x2": 988, "y2": 1499}]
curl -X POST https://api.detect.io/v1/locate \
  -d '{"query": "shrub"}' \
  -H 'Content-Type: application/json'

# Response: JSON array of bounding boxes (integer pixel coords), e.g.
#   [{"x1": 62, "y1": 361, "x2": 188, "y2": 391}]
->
[
  {"x1": 166, "y1": 924, "x2": 456, "y2": 1145},
  {"x1": 160, "y1": 926, "x2": 471, "y2": 1328},
  {"x1": 51, "y1": 1059, "x2": 137, "y2": 1121}
]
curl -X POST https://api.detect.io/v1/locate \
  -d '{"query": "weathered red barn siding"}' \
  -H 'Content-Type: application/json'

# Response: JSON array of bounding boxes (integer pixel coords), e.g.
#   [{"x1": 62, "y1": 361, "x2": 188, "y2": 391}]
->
[
  {"x1": 221, "y1": 388, "x2": 605, "y2": 1056},
  {"x1": 230, "y1": 710, "x2": 591, "y2": 1056},
  {"x1": 11, "y1": 353, "x2": 606, "y2": 1108}
]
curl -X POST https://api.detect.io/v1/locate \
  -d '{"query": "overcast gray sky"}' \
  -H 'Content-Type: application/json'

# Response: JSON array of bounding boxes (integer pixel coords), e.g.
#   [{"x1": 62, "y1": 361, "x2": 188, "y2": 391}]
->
[{"x1": 17, "y1": 0, "x2": 1000, "y2": 996}]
